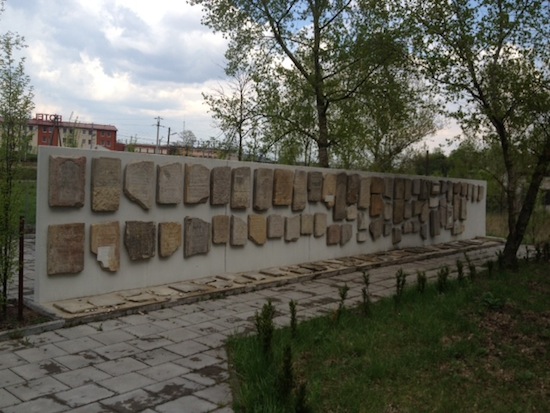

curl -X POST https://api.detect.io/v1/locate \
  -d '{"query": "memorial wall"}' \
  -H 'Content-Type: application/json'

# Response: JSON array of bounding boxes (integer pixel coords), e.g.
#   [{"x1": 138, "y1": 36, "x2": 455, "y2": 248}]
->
[{"x1": 35, "y1": 147, "x2": 486, "y2": 303}]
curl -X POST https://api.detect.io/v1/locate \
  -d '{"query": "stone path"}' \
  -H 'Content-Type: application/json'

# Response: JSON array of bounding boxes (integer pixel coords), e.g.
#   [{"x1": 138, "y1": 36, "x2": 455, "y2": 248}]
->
[{"x1": 1, "y1": 237, "x2": 507, "y2": 412}]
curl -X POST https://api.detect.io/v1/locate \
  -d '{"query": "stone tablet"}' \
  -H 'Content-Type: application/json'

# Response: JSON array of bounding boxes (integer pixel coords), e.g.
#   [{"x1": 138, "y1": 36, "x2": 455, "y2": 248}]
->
[
  {"x1": 301, "y1": 214, "x2": 314, "y2": 235},
  {"x1": 322, "y1": 173, "x2": 336, "y2": 208},
  {"x1": 333, "y1": 172, "x2": 348, "y2": 221},
  {"x1": 357, "y1": 231, "x2": 368, "y2": 243},
  {"x1": 477, "y1": 185, "x2": 484, "y2": 202},
  {"x1": 392, "y1": 227, "x2": 402, "y2": 244},
  {"x1": 273, "y1": 169, "x2": 294, "y2": 206},
  {"x1": 404, "y1": 179, "x2": 412, "y2": 201},
  {"x1": 369, "y1": 218, "x2": 384, "y2": 240},
  {"x1": 460, "y1": 197, "x2": 468, "y2": 220},
  {"x1": 212, "y1": 215, "x2": 230, "y2": 244},
  {"x1": 231, "y1": 167, "x2": 251, "y2": 210},
  {"x1": 383, "y1": 177, "x2": 394, "y2": 199},
  {"x1": 370, "y1": 194, "x2": 384, "y2": 217},
  {"x1": 92, "y1": 157, "x2": 121, "y2": 212},
  {"x1": 340, "y1": 224, "x2": 353, "y2": 246},
  {"x1": 184, "y1": 164, "x2": 210, "y2": 204},
  {"x1": 124, "y1": 161, "x2": 154, "y2": 210},
  {"x1": 157, "y1": 163, "x2": 183, "y2": 205},
  {"x1": 393, "y1": 178, "x2": 405, "y2": 200},
  {"x1": 430, "y1": 210, "x2": 441, "y2": 237},
  {"x1": 370, "y1": 176, "x2": 384, "y2": 194},
  {"x1": 248, "y1": 215, "x2": 267, "y2": 245},
  {"x1": 124, "y1": 221, "x2": 156, "y2": 261},
  {"x1": 292, "y1": 170, "x2": 307, "y2": 211},
  {"x1": 90, "y1": 221, "x2": 120, "y2": 272},
  {"x1": 326, "y1": 224, "x2": 341, "y2": 245},
  {"x1": 47, "y1": 223, "x2": 85, "y2": 275},
  {"x1": 184, "y1": 217, "x2": 210, "y2": 257},
  {"x1": 347, "y1": 174, "x2": 360, "y2": 205},
  {"x1": 231, "y1": 215, "x2": 248, "y2": 246},
  {"x1": 393, "y1": 200, "x2": 405, "y2": 224},
  {"x1": 159, "y1": 222, "x2": 182, "y2": 258},
  {"x1": 267, "y1": 214, "x2": 284, "y2": 239},
  {"x1": 210, "y1": 166, "x2": 231, "y2": 206},
  {"x1": 314, "y1": 213, "x2": 327, "y2": 237},
  {"x1": 357, "y1": 211, "x2": 368, "y2": 230},
  {"x1": 285, "y1": 215, "x2": 300, "y2": 242},
  {"x1": 253, "y1": 168, "x2": 274, "y2": 211},
  {"x1": 346, "y1": 205, "x2": 358, "y2": 221},
  {"x1": 49, "y1": 156, "x2": 86, "y2": 208},
  {"x1": 358, "y1": 177, "x2": 371, "y2": 209},
  {"x1": 307, "y1": 171, "x2": 323, "y2": 202}
]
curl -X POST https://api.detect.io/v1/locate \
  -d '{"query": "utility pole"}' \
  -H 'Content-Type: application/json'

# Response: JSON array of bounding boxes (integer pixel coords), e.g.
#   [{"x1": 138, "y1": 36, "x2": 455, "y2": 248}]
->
[{"x1": 154, "y1": 116, "x2": 164, "y2": 154}]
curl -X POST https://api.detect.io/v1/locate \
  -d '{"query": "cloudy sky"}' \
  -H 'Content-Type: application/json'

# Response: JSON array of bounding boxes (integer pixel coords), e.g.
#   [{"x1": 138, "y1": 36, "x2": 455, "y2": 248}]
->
[{"x1": 1, "y1": 0, "x2": 457, "y2": 150}]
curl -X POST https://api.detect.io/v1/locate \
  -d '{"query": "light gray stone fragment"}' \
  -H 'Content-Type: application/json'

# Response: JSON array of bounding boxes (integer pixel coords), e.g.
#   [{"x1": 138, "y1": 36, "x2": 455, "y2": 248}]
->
[
  {"x1": 357, "y1": 231, "x2": 368, "y2": 243},
  {"x1": 383, "y1": 222, "x2": 392, "y2": 237},
  {"x1": 210, "y1": 166, "x2": 231, "y2": 206},
  {"x1": 92, "y1": 157, "x2": 121, "y2": 212},
  {"x1": 124, "y1": 161, "x2": 155, "y2": 210},
  {"x1": 340, "y1": 224, "x2": 353, "y2": 245},
  {"x1": 212, "y1": 215, "x2": 230, "y2": 244},
  {"x1": 393, "y1": 178, "x2": 405, "y2": 200},
  {"x1": 267, "y1": 214, "x2": 284, "y2": 239},
  {"x1": 157, "y1": 162, "x2": 183, "y2": 205},
  {"x1": 322, "y1": 173, "x2": 336, "y2": 208},
  {"x1": 307, "y1": 171, "x2": 323, "y2": 202},
  {"x1": 273, "y1": 169, "x2": 294, "y2": 206},
  {"x1": 384, "y1": 202, "x2": 392, "y2": 221},
  {"x1": 292, "y1": 170, "x2": 308, "y2": 211},
  {"x1": 184, "y1": 217, "x2": 210, "y2": 257},
  {"x1": 300, "y1": 214, "x2": 314, "y2": 235},
  {"x1": 369, "y1": 219, "x2": 383, "y2": 240},
  {"x1": 314, "y1": 213, "x2": 327, "y2": 237},
  {"x1": 430, "y1": 210, "x2": 441, "y2": 237},
  {"x1": 248, "y1": 215, "x2": 267, "y2": 245},
  {"x1": 231, "y1": 215, "x2": 247, "y2": 246},
  {"x1": 49, "y1": 156, "x2": 86, "y2": 208},
  {"x1": 460, "y1": 197, "x2": 468, "y2": 220},
  {"x1": 159, "y1": 222, "x2": 182, "y2": 258},
  {"x1": 357, "y1": 211, "x2": 368, "y2": 230},
  {"x1": 477, "y1": 185, "x2": 485, "y2": 202},
  {"x1": 184, "y1": 164, "x2": 210, "y2": 204},
  {"x1": 90, "y1": 221, "x2": 120, "y2": 271},
  {"x1": 392, "y1": 227, "x2": 402, "y2": 244},
  {"x1": 124, "y1": 221, "x2": 156, "y2": 261},
  {"x1": 285, "y1": 215, "x2": 301, "y2": 242},
  {"x1": 48, "y1": 223, "x2": 85, "y2": 275},
  {"x1": 231, "y1": 167, "x2": 251, "y2": 210},
  {"x1": 383, "y1": 177, "x2": 394, "y2": 199},
  {"x1": 253, "y1": 168, "x2": 274, "y2": 211},
  {"x1": 346, "y1": 205, "x2": 358, "y2": 221},
  {"x1": 358, "y1": 177, "x2": 371, "y2": 209}
]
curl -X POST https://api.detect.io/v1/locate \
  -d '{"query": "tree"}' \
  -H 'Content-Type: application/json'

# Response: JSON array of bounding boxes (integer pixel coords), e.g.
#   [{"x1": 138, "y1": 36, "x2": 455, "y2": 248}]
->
[
  {"x1": 400, "y1": 0, "x2": 550, "y2": 267},
  {"x1": 191, "y1": 0, "x2": 410, "y2": 167},
  {"x1": 0, "y1": 28, "x2": 34, "y2": 315}
]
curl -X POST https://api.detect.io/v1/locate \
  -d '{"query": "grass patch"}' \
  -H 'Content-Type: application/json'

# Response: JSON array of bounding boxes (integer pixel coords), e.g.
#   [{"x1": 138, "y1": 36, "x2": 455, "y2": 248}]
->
[
  {"x1": 227, "y1": 262, "x2": 550, "y2": 412},
  {"x1": 17, "y1": 180, "x2": 36, "y2": 230}
]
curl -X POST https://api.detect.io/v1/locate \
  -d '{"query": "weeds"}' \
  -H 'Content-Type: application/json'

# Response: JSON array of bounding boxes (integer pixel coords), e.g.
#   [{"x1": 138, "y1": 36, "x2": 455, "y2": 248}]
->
[
  {"x1": 289, "y1": 300, "x2": 298, "y2": 338},
  {"x1": 395, "y1": 268, "x2": 406, "y2": 305},
  {"x1": 416, "y1": 270, "x2": 427, "y2": 293},
  {"x1": 464, "y1": 253, "x2": 477, "y2": 281},
  {"x1": 485, "y1": 260, "x2": 495, "y2": 277},
  {"x1": 278, "y1": 344, "x2": 294, "y2": 399},
  {"x1": 255, "y1": 300, "x2": 275, "y2": 357},
  {"x1": 334, "y1": 284, "x2": 349, "y2": 323},
  {"x1": 436, "y1": 266, "x2": 449, "y2": 294},
  {"x1": 456, "y1": 259, "x2": 465, "y2": 284},
  {"x1": 362, "y1": 271, "x2": 371, "y2": 316}
]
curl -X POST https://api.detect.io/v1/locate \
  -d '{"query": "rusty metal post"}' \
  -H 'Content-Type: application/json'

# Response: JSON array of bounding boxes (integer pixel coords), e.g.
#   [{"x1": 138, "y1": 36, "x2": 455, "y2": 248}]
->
[{"x1": 18, "y1": 216, "x2": 24, "y2": 321}]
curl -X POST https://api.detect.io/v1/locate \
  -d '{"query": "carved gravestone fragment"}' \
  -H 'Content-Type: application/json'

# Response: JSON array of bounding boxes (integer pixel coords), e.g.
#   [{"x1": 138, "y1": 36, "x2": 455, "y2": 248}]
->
[
  {"x1": 370, "y1": 176, "x2": 384, "y2": 194},
  {"x1": 273, "y1": 169, "x2": 294, "y2": 206},
  {"x1": 210, "y1": 166, "x2": 231, "y2": 206},
  {"x1": 231, "y1": 167, "x2": 251, "y2": 210},
  {"x1": 357, "y1": 231, "x2": 368, "y2": 243},
  {"x1": 346, "y1": 174, "x2": 360, "y2": 205},
  {"x1": 358, "y1": 177, "x2": 371, "y2": 209},
  {"x1": 314, "y1": 213, "x2": 327, "y2": 237},
  {"x1": 159, "y1": 222, "x2": 182, "y2": 258},
  {"x1": 47, "y1": 223, "x2": 85, "y2": 275},
  {"x1": 370, "y1": 194, "x2": 384, "y2": 217},
  {"x1": 267, "y1": 214, "x2": 284, "y2": 239},
  {"x1": 231, "y1": 215, "x2": 248, "y2": 246},
  {"x1": 124, "y1": 161, "x2": 155, "y2": 210},
  {"x1": 253, "y1": 168, "x2": 274, "y2": 211},
  {"x1": 430, "y1": 210, "x2": 441, "y2": 237},
  {"x1": 333, "y1": 172, "x2": 348, "y2": 221},
  {"x1": 307, "y1": 171, "x2": 323, "y2": 202},
  {"x1": 185, "y1": 164, "x2": 210, "y2": 204},
  {"x1": 369, "y1": 218, "x2": 384, "y2": 240},
  {"x1": 357, "y1": 211, "x2": 368, "y2": 231},
  {"x1": 301, "y1": 214, "x2": 314, "y2": 235},
  {"x1": 322, "y1": 173, "x2": 337, "y2": 208},
  {"x1": 212, "y1": 215, "x2": 230, "y2": 244},
  {"x1": 184, "y1": 217, "x2": 210, "y2": 257},
  {"x1": 383, "y1": 177, "x2": 394, "y2": 199},
  {"x1": 326, "y1": 224, "x2": 341, "y2": 245},
  {"x1": 49, "y1": 156, "x2": 86, "y2": 208},
  {"x1": 285, "y1": 215, "x2": 301, "y2": 242},
  {"x1": 248, "y1": 215, "x2": 267, "y2": 245},
  {"x1": 346, "y1": 205, "x2": 358, "y2": 221},
  {"x1": 124, "y1": 221, "x2": 156, "y2": 261},
  {"x1": 157, "y1": 163, "x2": 183, "y2": 205},
  {"x1": 292, "y1": 170, "x2": 307, "y2": 211},
  {"x1": 392, "y1": 227, "x2": 402, "y2": 244},
  {"x1": 340, "y1": 223, "x2": 353, "y2": 245},
  {"x1": 92, "y1": 157, "x2": 121, "y2": 212},
  {"x1": 393, "y1": 200, "x2": 405, "y2": 224},
  {"x1": 393, "y1": 178, "x2": 405, "y2": 200},
  {"x1": 90, "y1": 221, "x2": 120, "y2": 272}
]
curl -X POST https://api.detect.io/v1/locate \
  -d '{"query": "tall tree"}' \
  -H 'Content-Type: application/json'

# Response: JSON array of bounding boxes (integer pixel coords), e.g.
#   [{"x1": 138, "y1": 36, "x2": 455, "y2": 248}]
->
[
  {"x1": 0, "y1": 28, "x2": 34, "y2": 315},
  {"x1": 400, "y1": 0, "x2": 550, "y2": 266}
]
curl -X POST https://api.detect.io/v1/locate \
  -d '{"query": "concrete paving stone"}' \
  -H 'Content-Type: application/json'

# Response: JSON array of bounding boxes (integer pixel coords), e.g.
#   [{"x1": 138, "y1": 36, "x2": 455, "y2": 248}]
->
[
  {"x1": 14, "y1": 343, "x2": 68, "y2": 363},
  {"x1": 53, "y1": 336, "x2": 104, "y2": 354},
  {"x1": 55, "y1": 383, "x2": 114, "y2": 408},
  {"x1": 69, "y1": 402, "x2": 119, "y2": 413},
  {"x1": 148, "y1": 307, "x2": 183, "y2": 320},
  {"x1": 160, "y1": 326, "x2": 201, "y2": 342},
  {"x1": 0, "y1": 388, "x2": 21, "y2": 408},
  {"x1": 202, "y1": 349, "x2": 229, "y2": 364},
  {"x1": 144, "y1": 376, "x2": 205, "y2": 404},
  {"x1": 1, "y1": 395, "x2": 68, "y2": 413},
  {"x1": 194, "y1": 382, "x2": 232, "y2": 406},
  {"x1": 10, "y1": 359, "x2": 68, "y2": 380},
  {"x1": 54, "y1": 351, "x2": 108, "y2": 370},
  {"x1": 26, "y1": 331, "x2": 64, "y2": 346},
  {"x1": 98, "y1": 371, "x2": 156, "y2": 394},
  {"x1": 211, "y1": 406, "x2": 234, "y2": 413},
  {"x1": 128, "y1": 335, "x2": 174, "y2": 351},
  {"x1": 156, "y1": 394, "x2": 218, "y2": 413},
  {"x1": 95, "y1": 356, "x2": 149, "y2": 376},
  {"x1": 54, "y1": 365, "x2": 112, "y2": 388},
  {"x1": 187, "y1": 321, "x2": 228, "y2": 336},
  {"x1": 118, "y1": 313, "x2": 156, "y2": 325},
  {"x1": 0, "y1": 352, "x2": 27, "y2": 370},
  {"x1": 194, "y1": 332, "x2": 228, "y2": 349},
  {"x1": 87, "y1": 318, "x2": 131, "y2": 332},
  {"x1": 174, "y1": 352, "x2": 221, "y2": 371},
  {"x1": 165, "y1": 339, "x2": 210, "y2": 358},
  {"x1": 148, "y1": 316, "x2": 191, "y2": 330},
  {"x1": 139, "y1": 361, "x2": 191, "y2": 382},
  {"x1": 122, "y1": 322, "x2": 167, "y2": 338},
  {"x1": 0, "y1": 368, "x2": 25, "y2": 387},
  {"x1": 188, "y1": 363, "x2": 229, "y2": 385},
  {"x1": 94, "y1": 342, "x2": 141, "y2": 360},
  {"x1": 133, "y1": 348, "x2": 181, "y2": 367},
  {"x1": 56, "y1": 324, "x2": 100, "y2": 340},
  {"x1": 91, "y1": 328, "x2": 137, "y2": 345},
  {"x1": 6, "y1": 375, "x2": 69, "y2": 401},
  {"x1": 178, "y1": 311, "x2": 217, "y2": 325},
  {"x1": 170, "y1": 303, "x2": 206, "y2": 315},
  {"x1": 99, "y1": 388, "x2": 161, "y2": 413}
]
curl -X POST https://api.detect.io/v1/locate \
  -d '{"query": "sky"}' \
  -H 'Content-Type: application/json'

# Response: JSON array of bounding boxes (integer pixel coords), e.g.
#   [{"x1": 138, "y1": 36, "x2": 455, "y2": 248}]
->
[{"x1": 1, "y1": 0, "x2": 459, "y2": 151}]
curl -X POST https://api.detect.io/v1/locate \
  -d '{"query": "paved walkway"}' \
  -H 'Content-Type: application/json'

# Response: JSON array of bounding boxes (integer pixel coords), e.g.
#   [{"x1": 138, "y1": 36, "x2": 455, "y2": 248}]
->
[{"x1": 0, "y1": 238, "x2": 507, "y2": 412}]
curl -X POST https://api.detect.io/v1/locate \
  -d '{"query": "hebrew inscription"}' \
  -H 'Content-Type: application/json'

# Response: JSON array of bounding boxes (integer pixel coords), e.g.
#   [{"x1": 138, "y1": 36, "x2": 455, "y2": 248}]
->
[
  {"x1": 159, "y1": 222, "x2": 182, "y2": 258},
  {"x1": 92, "y1": 157, "x2": 121, "y2": 212},
  {"x1": 184, "y1": 217, "x2": 210, "y2": 257},
  {"x1": 47, "y1": 223, "x2": 85, "y2": 275},
  {"x1": 157, "y1": 163, "x2": 183, "y2": 205},
  {"x1": 48, "y1": 156, "x2": 86, "y2": 208},
  {"x1": 124, "y1": 161, "x2": 155, "y2": 210},
  {"x1": 185, "y1": 164, "x2": 210, "y2": 204},
  {"x1": 90, "y1": 221, "x2": 120, "y2": 272},
  {"x1": 124, "y1": 221, "x2": 156, "y2": 261},
  {"x1": 210, "y1": 166, "x2": 231, "y2": 206},
  {"x1": 231, "y1": 167, "x2": 251, "y2": 210}
]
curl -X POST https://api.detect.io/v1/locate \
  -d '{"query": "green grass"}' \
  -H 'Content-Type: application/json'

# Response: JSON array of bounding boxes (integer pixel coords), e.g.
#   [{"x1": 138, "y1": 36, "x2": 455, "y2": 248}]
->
[
  {"x1": 227, "y1": 262, "x2": 550, "y2": 412},
  {"x1": 16, "y1": 180, "x2": 36, "y2": 229}
]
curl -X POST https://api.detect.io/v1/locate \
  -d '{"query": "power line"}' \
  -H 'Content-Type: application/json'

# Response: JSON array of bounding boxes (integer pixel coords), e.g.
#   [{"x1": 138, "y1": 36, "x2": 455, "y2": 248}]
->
[{"x1": 153, "y1": 116, "x2": 164, "y2": 154}]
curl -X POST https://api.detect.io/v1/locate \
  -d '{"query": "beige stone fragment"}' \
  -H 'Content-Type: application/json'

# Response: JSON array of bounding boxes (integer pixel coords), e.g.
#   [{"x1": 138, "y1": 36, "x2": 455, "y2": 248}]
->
[
  {"x1": 300, "y1": 214, "x2": 314, "y2": 235},
  {"x1": 404, "y1": 179, "x2": 412, "y2": 200},
  {"x1": 124, "y1": 161, "x2": 155, "y2": 210},
  {"x1": 273, "y1": 169, "x2": 294, "y2": 206},
  {"x1": 231, "y1": 167, "x2": 251, "y2": 210},
  {"x1": 347, "y1": 174, "x2": 360, "y2": 205},
  {"x1": 392, "y1": 227, "x2": 402, "y2": 244},
  {"x1": 314, "y1": 213, "x2": 327, "y2": 237},
  {"x1": 384, "y1": 177, "x2": 394, "y2": 199},
  {"x1": 357, "y1": 211, "x2": 368, "y2": 230},
  {"x1": 184, "y1": 163, "x2": 210, "y2": 204},
  {"x1": 253, "y1": 168, "x2": 274, "y2": 211},
  {"x1": 212, "y1": 215, "x2": 230, "y2": 244},
  {"x1": 285, "y1": 215, "x2": 301, "y2": 242},
  {"x1": 477, "y1": 185, "x2": 485, "y2": 202},
  {"x1": 267, "y1": 214, "x2": 284, "y2": 239},
  {"x1": 340, "y1": 224, "x2": 353, "y2": 245},
  {"x1": 307, "y1": 171, "x2": 323, "y2": 202},
  {"x1": 460, "y1": 197, "x2": 468, "y2": 220},
  {"x1": 184, "y1": 217, "x2": 210, "y2": 257},
  {"x1": 90, "y1": 221, "x2": 120, "y2": 272},
  {"x1": 333, "y1": 172, "x2": 348, "y2": 221},
  {"x1": 292, "y1": 170, "x2": 307, "y2": 211},
  {"x1": 48, "y1": 156, "x2": 86, "y2": 208},
  {"x1": 357, "y1": 231, "x2": 368, "y2": 243},
  {"x1": 231, "y1": 215, "x2": 248, "y2": 246},
  {"x1": 159, "y1": 222, "x2": 182, "y2": 258},
  {"x1": 369, "y1": 219, "x2": 384, "y2": 240},
  {"x1": 370, "y1": 194, "x2": 384, "y2": 217},
  {"x1": 47, "y1": 223, "x2": 85, "y2": 275},
  {"x1": 326, "y1": 224, "x2": 341, "y2": 245},
  {"x1": 157, "y1": 163, "x2": 183, "y2": 205},
  {"x1": 248, "y1": 215, "x2": 267, "y2": 245},
  {"x1": 384, "y1": 202, "x2": 392, "y2": 221},
  {"x1": 92, "y1": 157, "x2": 121, "y2": 212},
  {"x1": 210, "y1": 166, "x2": 231, "y2": 206},
  {"x1": 393, "y1": 200, "x2": 405, "y2": 224},
  {"x1": 322, "y1": 173, "x2": 336, "y2": 208},
  {"x1": 346, "y1": 205, "x2": 358, "y2": 221},
  {"x1": 358, "y1": 177, "x2": 371, "y2": 209},
  {"x1": 393, "y1": 178, "x2": 405, "y2": 200}
]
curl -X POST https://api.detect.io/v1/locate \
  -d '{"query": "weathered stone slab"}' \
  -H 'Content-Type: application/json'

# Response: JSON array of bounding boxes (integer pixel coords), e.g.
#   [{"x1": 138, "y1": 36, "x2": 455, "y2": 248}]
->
[
  {"x1": 90, "y1": 221, "x2": 120, "y2": 272},
  {"x1": 231, "y1": 215, "x2": 247, "y2": 246},
  {"x1": 273, "y1": 169, "x2": 294, "y2": 206},
  {"x1": 212, "y1": 215, "x2": 230, "y2": 244},
  {"x1": 48, "y1": 223, "x2": 85, "y2": 275},
  {"x1": 477, "y1": 185, "x2": 484, "y2": 202},
  {"x1": 253, "y1": 168, "x2": 274, "y2": 211},
  {"x1": 347, "y1": 174, "x2": 360, "y2": 205},
  {"x1": 340, "y1": 224, "x2": 353, "y2": 245},
  {"x1": 124, "y1": 221, "x2": 156, "y2": 261},
  {"x1": 248, "y1": 215, "x2": 267, "y2": 245},
  {"x1": 420, "y1": 224, "x2": 428, "y2": 240},
  {"x1": 404, "y1": 179, "x2": 412, "y2": 201},
  {"x1": 452, "y1": 222, "x2": 465, "y2": 235},
  {"x1": 54, "y1": 300, "x2": 96, "y2": 314},
  {"x1": 301, "y1": 214, "x2": 314, "y2": 235},
  {"x1": 49, "y1": 156, "x2": 86, "y2": 208},
  {"x1": 370, "y1": 194, "x2": 384, "y2": 217},
  {"x1": 461, "y1": 182, "x2": 468, "y2": 196},
  {"x1": 285, "y1": 215, "x2": 301, "y2": 242},
  {"x1": 403, "y1": 221, "x2": 413, "y2": 234},
  {"x1": 346, "y1": 205, "x2": 358, "y2": 221},
  {"x1": 314, "y1": 213, "x2": 327, "y2": 237},
  {"x1": 370, "y1": 176, "x2": 384, "y2": 194},
  {"x1": 413, "y1": 200, "x2": 424, "y2": 216},
  {"x1": 384, "y1": 202, "x2": 393, "y2": 221},
  {"x1": 369, "y1": 218, "x2": 384, "y2": 240},
  {"x1": 431, "y1": 181, "x2": 441, "y2": 196},
  {"x1": 322, "y1": 173, "x2": 336, "y2": 207},
  {"x1": 392, "y1": 227, "x2": 402, "y2": 244},
  {"x1": 292, "y1": 170, "x2": 308, "y2": 211},
  {"x1": 184, "y1": 164, "x2": 210, "y2": 204},
  {"x1": 460, "y1": 197, "x2": 468, "y2": 220},
  {"x1": 326, "y1": 224, "x2": 341, "y2": 245},
  {"x1": 384, "y1": 222, "x2": 392, "y2": 237},
  {"x1": 393, "y1": 200, "x2": 405, "y2": 224},
  {"x1": 393, "y1": 178, "x2": 405, "y2": 200},
  {"x1": 418, "y1": 180, "x2": 429, "y2": 201},
  {"x1": 231, "y1": 167, "x2": 251, "y2": 210},
  {"x1": 357, "y1": 211, "x2": 368, "y2": 230},
  {"x1": 357, "y1": 231, "x2": 368, "y2": 243},
  {"x1": 159, "y1": 222, "x2": 182, "y2": 258},
  {"x1": 124, "y1": 161, "x2": 155, "y2": 210},
  {"x1": 446, "y1": 206, "x2": 454, "y2": 229},
  {"x1": 472, "y1": 185, "x2": 478, "y2": 203},
  {"x1": 439, "y1": 206, "x2": 447, "y2": 228},
  {"x1": 412, "y1": 179, "x2": 421, "y2": 195},
  {"x1": 404, "y1": 202, "x2": 412, "y2": 220},
  {"x1": 333, "y1": 172, "x2": 348, "y2": 221},
  {"x1": 210, "y1": 166, "x2": 231, "y2": 206},
  {"x1": 184, "y1": 217, "x2": 210, "y2": 257},
  {"x1": 384, "y1": 177, "x2": 394, "y2": 199},
  {"x1": 267, "y1": 214, "x2": 284, "y2": 239},
  {"x1": 358, "y1": 177, "x2": 371, "y2": 209},
  {"x1": 157, "y1": 163, "x2": 183, "y2": 205},
  {"x1": 430, "y1": 210, "x2": 441, "y2": 237},
  {"x1": 92, "y1": 157, "x2": 121, "y2": 212},
  {"x1": 453, "y1": 196, "x2": 460, "y2": 220},
  {"x1": 420, "y1": 202, "x2": 429, "y2": 223},
  {"x1": 307, "y1": 171, "x2": 323, "y2": 202},
  {"x1": 429, "y1": 196, "x2": 440, "y2": 208}
]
